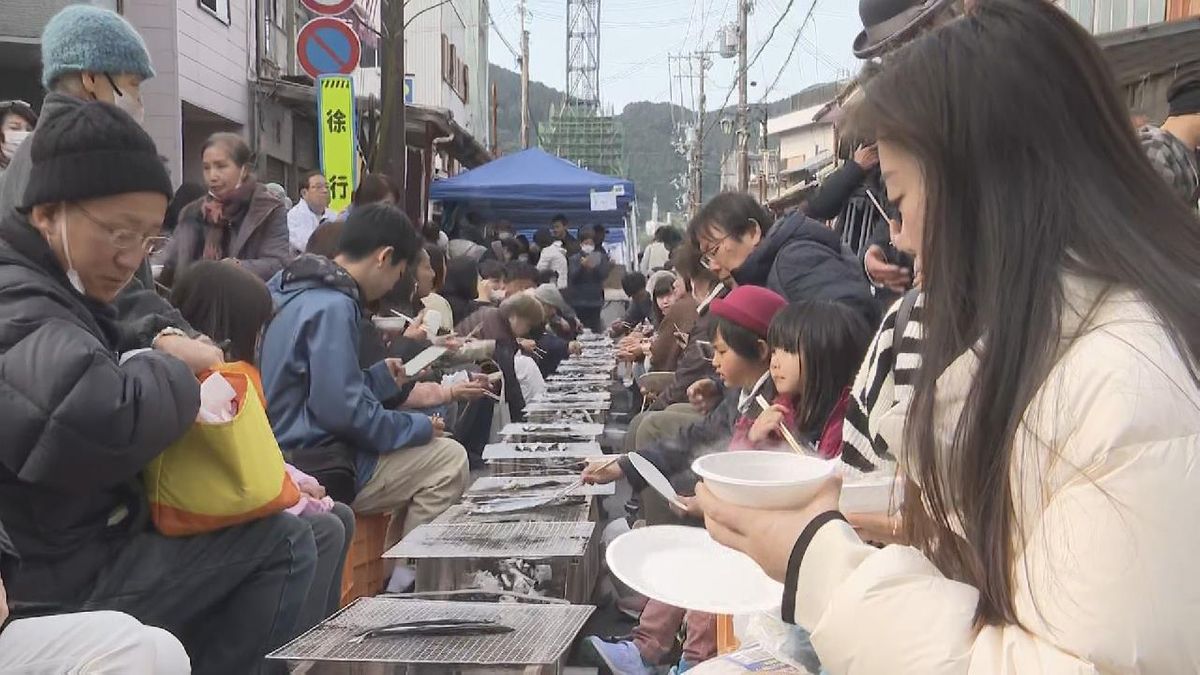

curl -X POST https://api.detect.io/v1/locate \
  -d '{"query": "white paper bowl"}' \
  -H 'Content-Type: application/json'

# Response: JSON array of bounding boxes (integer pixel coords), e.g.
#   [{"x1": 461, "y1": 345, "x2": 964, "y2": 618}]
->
[
  {"x1": 692, "y1": 451, "x2": 835, "y2": 510},
  {"x1": 371, "y1": 316, "x2": 409, "y2": 332}
]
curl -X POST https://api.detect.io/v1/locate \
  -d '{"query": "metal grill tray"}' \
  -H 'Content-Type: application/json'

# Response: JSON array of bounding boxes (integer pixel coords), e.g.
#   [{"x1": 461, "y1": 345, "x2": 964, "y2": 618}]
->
[
  {"x1": 547, "y1": 373, "x2": 611, "y2": 382},
  {"x1": 531, "y1": 391, "x2": 611, "y2": 402},
  {"x1": 481, "y1": 441, "x2": 603, "y2": 460},
  {"x1": 268, "y1": 598, "x2": 594, "y2": 665},
  {"x1": 432, "y1": 501, "x2": 593, "y2": 524},
  {"x1": 385, "y1": 521, "x2": 595, "y2": 559},
  {"x1": 466, "y1": 475, "x2": 615, "y2": 496},
  {"x1": 524, "y1": 401, "x2": 611, "y2": 412},
  {"x1": 556, "y1": 363, "x2": 616, "y2": 372},
  {"x1": 499, "y1": 423, "x2": 605, "y2": 437}
]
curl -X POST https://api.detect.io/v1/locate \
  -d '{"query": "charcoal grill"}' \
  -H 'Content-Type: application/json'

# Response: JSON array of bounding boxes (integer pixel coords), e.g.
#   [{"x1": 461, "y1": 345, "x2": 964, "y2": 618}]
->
[
  {"x1": 432, "y1": 501, "x2": 592, "y2": 525},
  {"x1": 386, "y1": 522, "x2": 593, "y2": 559},
  {"x1": 498, "y1": 423, "x2": 605, "y2": 443},
  {"x1": 384, "y1": 522, "x2": 600, "y2": 603},
  {"x1": 481, "y1": 442, "x2": 602, "y2": 460},
  {"x1": 466, "y1": 475, "x2": 615, "y2": 497},
  {"x1": 267, "y1": 598, "x2": 594, "y2": 670}
]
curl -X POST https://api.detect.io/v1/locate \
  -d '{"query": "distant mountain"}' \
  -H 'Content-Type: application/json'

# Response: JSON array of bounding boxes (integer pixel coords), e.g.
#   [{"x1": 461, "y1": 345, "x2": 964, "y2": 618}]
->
[{"x1": 487, "y1": 64, "x2": 840, "y2": 221}]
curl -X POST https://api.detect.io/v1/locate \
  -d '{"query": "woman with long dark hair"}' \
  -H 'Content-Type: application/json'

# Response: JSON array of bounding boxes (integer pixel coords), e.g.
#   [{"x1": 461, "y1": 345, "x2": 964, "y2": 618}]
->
[{"x1": 699, "y1": 1, "x2": 1200, "y2": 671}]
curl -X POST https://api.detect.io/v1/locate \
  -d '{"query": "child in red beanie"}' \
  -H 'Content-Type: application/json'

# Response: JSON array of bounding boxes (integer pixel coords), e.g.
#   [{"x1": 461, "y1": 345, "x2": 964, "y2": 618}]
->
[{"x1": 705, "y1": 285, "x2": 790, "y2": 452}]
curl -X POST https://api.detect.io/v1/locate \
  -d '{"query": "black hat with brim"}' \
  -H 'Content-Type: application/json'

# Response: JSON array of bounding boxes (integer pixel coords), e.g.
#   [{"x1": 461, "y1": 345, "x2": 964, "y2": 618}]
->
[{"x1": 853, "y1": 0, "x2": 953, "y2": 59}]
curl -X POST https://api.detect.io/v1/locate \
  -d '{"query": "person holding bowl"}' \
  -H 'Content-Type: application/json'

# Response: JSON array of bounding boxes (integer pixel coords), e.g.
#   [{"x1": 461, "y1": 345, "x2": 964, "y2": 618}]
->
[{"x1": 698, "y1": 1, "x2": 1200, "y2": 672}]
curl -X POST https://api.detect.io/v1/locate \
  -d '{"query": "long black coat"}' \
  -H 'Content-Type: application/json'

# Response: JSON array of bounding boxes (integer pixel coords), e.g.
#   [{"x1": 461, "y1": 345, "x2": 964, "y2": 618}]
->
[{"x1": 0, "y1": 214, "x2": 199, "y2": 611}]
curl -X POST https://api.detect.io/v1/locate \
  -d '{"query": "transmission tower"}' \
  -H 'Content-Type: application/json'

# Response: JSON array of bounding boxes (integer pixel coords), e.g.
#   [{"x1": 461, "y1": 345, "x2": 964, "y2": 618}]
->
[{"x1": 565, "y1": 0, "x2": 601, "y2": 109}]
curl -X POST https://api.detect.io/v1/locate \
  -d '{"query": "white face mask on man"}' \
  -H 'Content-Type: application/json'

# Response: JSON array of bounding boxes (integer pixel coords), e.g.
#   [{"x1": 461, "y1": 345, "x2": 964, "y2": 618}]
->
[
  {"x1": 103, "y1": 73, "x2": 145, "y2": 125},
  {"x1": 114, "y1": 91, "x2": 145, "y2": 125},
  {"x1": 2, "y1": 129, "x2": 30, "y2": 160},
  {"x1": 55, "y1": 206, "x2": 86, "y2": 295},
  {"x1": 581, "y1": 243, "x2": 596, "y2": 254}
]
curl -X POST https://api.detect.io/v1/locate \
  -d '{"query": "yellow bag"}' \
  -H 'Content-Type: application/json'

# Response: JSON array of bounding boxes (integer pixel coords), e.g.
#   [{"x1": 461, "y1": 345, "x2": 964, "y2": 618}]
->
[{"x1": 144, "y1": 364, "x2": 300, "y2": 536}]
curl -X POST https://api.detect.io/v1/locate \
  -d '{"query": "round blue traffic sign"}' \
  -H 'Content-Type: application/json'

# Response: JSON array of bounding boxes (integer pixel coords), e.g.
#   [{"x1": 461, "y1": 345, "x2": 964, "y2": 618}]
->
[{"x1": 297, "y1": 18, "x2": 361, "y2": 79}]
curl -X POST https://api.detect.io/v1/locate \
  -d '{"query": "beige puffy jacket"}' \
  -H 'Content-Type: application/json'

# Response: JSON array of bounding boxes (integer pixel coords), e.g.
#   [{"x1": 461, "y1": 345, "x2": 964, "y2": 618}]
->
[{"x1": 797, "y1": 276, "x2": 1200, "y2": 673}]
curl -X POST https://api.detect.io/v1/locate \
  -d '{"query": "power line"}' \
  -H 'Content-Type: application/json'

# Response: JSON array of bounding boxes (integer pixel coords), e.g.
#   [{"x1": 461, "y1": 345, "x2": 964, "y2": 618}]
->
[
  {"x1": 757, "y1": 0, "x2": 820, "y2": 103},
  {"x1": 702, "y1": 0, "x2": 798, "y2": 140},
  {"x1": 488, "y1": 5, "x2": 520, "y2": 61}
]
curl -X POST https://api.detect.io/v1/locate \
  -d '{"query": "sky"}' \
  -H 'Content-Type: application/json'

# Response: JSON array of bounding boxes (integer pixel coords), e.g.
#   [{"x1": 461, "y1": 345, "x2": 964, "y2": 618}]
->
[{"x1": 486, "y1": 0, "x2": 864, "y2": 112}]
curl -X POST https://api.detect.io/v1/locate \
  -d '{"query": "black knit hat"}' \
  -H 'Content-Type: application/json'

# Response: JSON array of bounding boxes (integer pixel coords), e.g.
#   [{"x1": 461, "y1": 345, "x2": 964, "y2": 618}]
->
[{"x1": 20, "y1": 101, "x2": 172, "y2": 210}]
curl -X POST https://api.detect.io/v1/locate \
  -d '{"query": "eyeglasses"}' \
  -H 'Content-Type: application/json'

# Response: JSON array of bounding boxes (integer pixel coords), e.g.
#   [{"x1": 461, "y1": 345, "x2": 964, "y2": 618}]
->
[
  {"x1": 699, "y1": 234, "x2": 730, "y2": 268},
  {"x1": 72, "y1": 203, "x2": 168, "y2": 253}
]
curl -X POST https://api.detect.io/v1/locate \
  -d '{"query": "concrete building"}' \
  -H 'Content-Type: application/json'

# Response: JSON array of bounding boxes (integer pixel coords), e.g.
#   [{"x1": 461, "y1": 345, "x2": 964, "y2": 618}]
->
[
  {"x1": 2, "y1": 0, "x2": 491, "y2": 214},
  {"x1": 125, "y1": 0, "x2": 255, "y2": 188},
  {"x1": 766, "y1": 102, "x2": 836, "y2": 193},
  {"x1": 403, "y1": 0, "x2": 490, "y2": 155},
  {"x1": 1057, "y1": 0, "x2": 1199, "y2": 33}
]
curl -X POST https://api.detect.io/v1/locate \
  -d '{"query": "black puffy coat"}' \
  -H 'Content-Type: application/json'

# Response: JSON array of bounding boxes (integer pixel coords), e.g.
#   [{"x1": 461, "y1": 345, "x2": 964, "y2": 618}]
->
[
  {"x1": 732, "y1": 212, "x2": 879, "y2": 327},
  {"x1": 0, "y1": 213, "x2": 199, "y2": 611}
]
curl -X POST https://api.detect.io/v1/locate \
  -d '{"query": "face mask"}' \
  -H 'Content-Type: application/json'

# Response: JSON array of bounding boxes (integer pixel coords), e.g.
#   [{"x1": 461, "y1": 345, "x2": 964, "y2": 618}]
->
[
  {"x1": 490, "y1": 289, "x2": 506, "y2": 302},
  {"x1": 581, "y1": 243, "x2": 595, "y2": 254},
  {"x1": 518, "y1": 253, "x2": 529, "y2": 263},
  {"x1": 54, "y1": 206, "x2": 86, "y2": 295},
  {"x1": 498, "y1": 232, "x2": 513, "y2": 240},
  {"x1": 108, "y1": 77, "x2": 145, "y2": 124},
  {"x1": 2, "y1": 129, "x2": 30, "y2": 159}
]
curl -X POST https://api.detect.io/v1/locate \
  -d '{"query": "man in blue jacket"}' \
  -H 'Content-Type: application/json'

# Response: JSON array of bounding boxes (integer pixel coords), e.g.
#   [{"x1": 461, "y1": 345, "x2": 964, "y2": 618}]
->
[{"x1": 260, "y1": 203, "x2": 469, "y2": 550}]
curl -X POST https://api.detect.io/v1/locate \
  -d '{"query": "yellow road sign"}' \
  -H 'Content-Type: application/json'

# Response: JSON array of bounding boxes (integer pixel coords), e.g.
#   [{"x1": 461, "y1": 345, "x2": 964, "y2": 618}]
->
[{"x1": 317, "y1": 75, "x2": 356, "y2": 213}]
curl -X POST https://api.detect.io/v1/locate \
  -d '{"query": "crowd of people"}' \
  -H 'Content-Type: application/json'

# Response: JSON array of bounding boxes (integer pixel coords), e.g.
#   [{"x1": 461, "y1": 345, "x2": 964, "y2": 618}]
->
[
  {"x1": 0, "y1": 4, "x2": 631, "y2": 673},
  {"x1": 578, "y1": 1, "x2": 1200, "y2": 674},
  {"x1": 0, "y1": 0, "x2": 1199, "y2": 673}
]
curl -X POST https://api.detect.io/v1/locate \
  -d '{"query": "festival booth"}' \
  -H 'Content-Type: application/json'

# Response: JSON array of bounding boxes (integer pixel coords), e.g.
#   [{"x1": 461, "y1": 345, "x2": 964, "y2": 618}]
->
[{"x1": 430, "y1": 148, "x2": 638, "y2": 267}]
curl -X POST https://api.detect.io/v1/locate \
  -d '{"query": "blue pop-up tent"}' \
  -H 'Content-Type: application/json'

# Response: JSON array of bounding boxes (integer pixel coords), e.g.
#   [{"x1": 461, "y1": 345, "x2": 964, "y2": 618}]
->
[{"x1": 430, "y1": 148, "x2": 636, "y2": 231}]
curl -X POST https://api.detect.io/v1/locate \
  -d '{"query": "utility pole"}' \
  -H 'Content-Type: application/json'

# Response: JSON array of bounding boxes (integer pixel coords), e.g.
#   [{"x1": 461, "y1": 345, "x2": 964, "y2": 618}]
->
[
  {"x1": 377, "y1": 0, "x2": 406, "y2": 209},
  {"x1": 736, "y1": 0, "x2": 750, "y2": 193},
  {"x1": 519, "y1": 0, "x2": 531, "y2": 149},
  {"x1": 694, "y1": 52, "x2": 708, "y2": 215},
  {"x1": 490, "y1": 81, "x2": 500, "y2": 156}
]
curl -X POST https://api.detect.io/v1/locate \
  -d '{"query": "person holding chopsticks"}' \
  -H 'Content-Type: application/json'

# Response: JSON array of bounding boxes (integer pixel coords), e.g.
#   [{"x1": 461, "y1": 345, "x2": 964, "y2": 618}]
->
[
  {"x1": 742, "y1": 301, "x2": 872, "y2": 457},
  {"x1": 699, "y1": 1, "x2": 1200, "y2": 672}
]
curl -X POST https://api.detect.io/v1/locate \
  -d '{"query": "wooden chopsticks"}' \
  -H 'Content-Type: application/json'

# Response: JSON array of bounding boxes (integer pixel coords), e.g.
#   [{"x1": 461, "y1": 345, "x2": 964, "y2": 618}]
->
[{"x1": 755, "y1": 394, "x2": 812, "y2": 456}]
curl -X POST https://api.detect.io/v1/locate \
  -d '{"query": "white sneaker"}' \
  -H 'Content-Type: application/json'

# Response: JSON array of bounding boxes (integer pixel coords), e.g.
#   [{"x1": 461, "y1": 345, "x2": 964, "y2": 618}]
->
[{"x1": 584, "y1": 636, "x2": 654, "y2": 675}]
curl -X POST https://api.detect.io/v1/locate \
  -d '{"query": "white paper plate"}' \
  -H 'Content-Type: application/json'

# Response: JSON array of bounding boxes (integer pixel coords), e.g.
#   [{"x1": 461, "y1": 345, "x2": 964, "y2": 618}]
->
[
  {"x1": 627, "y1": 452, "x2": 684, "y2": 511},
  {"x1": 606, "y1": 525, "x2": 784, "y2": 615}
]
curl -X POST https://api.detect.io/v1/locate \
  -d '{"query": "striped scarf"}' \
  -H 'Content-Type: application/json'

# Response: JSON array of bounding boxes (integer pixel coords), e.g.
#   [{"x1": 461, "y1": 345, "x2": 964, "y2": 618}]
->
[{"x1": 839, "y1": 291, "x2": 923, "y2": 473}]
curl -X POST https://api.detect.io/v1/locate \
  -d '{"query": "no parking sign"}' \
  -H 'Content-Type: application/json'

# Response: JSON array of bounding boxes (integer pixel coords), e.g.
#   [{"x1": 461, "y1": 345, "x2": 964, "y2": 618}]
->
[{"x1": 297, "y1": 17, "x2": 361, "y2": 79}]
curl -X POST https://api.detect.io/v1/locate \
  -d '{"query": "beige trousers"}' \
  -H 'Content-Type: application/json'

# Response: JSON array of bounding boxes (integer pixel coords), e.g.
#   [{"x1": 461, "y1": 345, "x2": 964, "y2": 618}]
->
[
  {"x1": 351, "y1": 437, "x2": 470, "y2": 549},
  {"x1": 635, "y1": 402, "x2": 702, "y2": 449}
]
